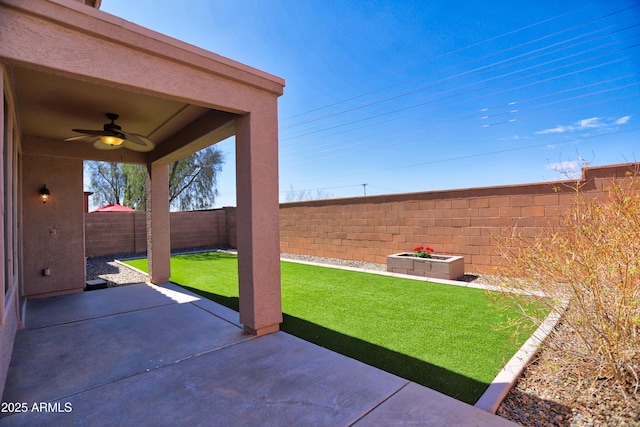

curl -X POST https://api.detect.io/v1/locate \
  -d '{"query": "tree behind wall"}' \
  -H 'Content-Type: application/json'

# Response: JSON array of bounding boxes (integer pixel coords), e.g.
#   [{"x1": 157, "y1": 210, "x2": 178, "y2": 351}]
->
[
  {"x1": 86, "y1": 161, "x2": 127, "y2": 207},
  {"x1": 86, "y1": 146, "x2": 224, "y2": 211},
  {"x1": 285, "y1": 185, "x2": 334, "y2": 202}
]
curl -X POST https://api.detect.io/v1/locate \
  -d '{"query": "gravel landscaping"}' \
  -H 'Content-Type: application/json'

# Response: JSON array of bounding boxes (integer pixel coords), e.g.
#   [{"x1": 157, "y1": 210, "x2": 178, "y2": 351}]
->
[
  {"x1": 86, "y1": 249, "x2": 639, "y2": 426},
  {"x1": 497, "y1": 320, "x2": 640, "y2": 427},
  {"x1": 86, "y1": 253, "x2": 150, "y2": 286}
]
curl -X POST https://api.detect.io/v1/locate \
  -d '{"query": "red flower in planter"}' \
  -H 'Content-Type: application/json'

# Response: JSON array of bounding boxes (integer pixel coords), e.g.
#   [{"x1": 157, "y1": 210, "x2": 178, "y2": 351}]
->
[{"x1": 413, "y1": 245, "x2": 434, "y2": 258}]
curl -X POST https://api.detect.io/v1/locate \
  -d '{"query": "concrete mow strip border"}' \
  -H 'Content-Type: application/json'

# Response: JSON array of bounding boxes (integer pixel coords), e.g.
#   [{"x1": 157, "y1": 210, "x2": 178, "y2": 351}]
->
[
  {"x1": 116, "y1": 250, "x2": 562, "y2": 414},
  {"x1": 474, "y1": 309, "x2": 563, "y2": 413}
]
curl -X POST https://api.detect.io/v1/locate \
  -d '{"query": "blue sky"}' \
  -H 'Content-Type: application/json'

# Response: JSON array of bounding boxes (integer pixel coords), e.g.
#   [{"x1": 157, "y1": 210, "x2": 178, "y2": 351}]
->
[{"x1": 100, "y1": 0, "x2": 640, "y2": 207}]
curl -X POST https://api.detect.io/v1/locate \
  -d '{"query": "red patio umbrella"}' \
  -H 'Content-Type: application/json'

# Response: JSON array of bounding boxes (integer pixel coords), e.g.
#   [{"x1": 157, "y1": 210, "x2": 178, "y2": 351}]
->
[{"x1": 90, "y1": 204, "x2": 136, "y2": 212}]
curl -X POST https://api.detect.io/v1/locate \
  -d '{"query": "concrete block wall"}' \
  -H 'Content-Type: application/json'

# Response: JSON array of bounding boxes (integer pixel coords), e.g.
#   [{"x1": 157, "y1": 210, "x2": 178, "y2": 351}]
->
[
  {"x1": 84, "y1": 208, "x2": 232, "y2": 257},
  {"x1": 83, "y1": 164, "x2": 636, "y2": 273},
  {"x1": 280, "y1": 164, "x2": 637, "y2": 274},
  {"x1": 84, "y1": 212, "x2": 146, "y2": 257},
  {"x1": 224, "y1": 206, "x2": 238, "y2": 248},
  {"x1": 170, "y1": 210, "x2": 228, "y2": 249}
]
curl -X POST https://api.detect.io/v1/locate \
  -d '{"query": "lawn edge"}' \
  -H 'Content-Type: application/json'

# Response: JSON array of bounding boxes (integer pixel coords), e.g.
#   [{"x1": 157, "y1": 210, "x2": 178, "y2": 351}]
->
[{"x1": 474, "y1": 307, "x2": 564, "y2": 413}]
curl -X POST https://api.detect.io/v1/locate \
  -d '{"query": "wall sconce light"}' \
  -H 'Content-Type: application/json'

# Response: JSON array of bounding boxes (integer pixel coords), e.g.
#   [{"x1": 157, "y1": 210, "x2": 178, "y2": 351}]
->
[{"x1": 39, "y1": 185, "x2": 51, "y2": 204}]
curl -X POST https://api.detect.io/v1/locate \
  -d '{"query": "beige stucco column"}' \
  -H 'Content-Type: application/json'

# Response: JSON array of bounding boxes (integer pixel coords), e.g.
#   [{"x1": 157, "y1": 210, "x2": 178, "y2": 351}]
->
[
  {"x1": 146, "y1": 163, "x2": 171, "y2": 284},
  {"x1": 235, "y1": 105, "x2": 283, "y2": 336}
]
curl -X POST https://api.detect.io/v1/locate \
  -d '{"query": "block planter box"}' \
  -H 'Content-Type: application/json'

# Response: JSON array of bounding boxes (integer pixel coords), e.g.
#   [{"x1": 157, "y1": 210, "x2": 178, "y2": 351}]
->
[{"x1": 386, "y1": 252, "x2": 465, "y2": 280}]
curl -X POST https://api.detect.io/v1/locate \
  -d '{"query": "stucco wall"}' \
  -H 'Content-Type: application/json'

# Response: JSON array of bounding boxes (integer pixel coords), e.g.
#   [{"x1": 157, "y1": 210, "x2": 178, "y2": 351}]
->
[
  {"x1": 0, "y1": 65, "x2": 19, "y2": 401},
  {"x1": 22, "y1": 155, "x2": 85, "y2": 297},
  {"x1": 0, "y1": 290, "x2": 17, "y2": 402},
  {"x1": 280, "y1": 164, "x2": 635, "y2": 274}
]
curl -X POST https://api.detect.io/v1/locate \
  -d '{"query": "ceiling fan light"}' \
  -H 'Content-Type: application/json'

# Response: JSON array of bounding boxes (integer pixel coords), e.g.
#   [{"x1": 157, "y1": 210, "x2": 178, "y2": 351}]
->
[{"x1": 100, "y1": 135, "x2": 125, "y2": 146}]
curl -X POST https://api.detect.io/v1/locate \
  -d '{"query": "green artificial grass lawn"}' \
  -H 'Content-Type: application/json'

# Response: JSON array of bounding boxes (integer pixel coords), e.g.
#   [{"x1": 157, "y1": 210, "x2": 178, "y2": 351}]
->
[{"x1": 125, "y1": 252, "x2": 540, "y2": 404}]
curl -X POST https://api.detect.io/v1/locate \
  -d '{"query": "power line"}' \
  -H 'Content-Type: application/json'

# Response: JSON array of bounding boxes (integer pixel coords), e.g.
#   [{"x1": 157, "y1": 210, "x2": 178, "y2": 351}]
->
[
  {"x1": 282, "y1": 73, "x2": 638, "y2": 158},
  {"x1": 280, "y1": 53, "x2": 639, "y2": 159},
  {"x1": 278, "y1": 4, "x2": 640, "y2": 192},
  {"x1": 286, "y1": 90, "x2": 640, "y2": 165},
  {"x1": 286, "y1": 75, "x2": 638, "y2": 155},
  {"x1": 286, "y1": 127, "x2": 640, "y2": 187},
  {"x1": 282, "y1": 18, "x2": 639, "y2": 134},
  {"x1": 280, "y1": 5, "x2": 596, "y2": 122},
  {"x1": 279, "y1": 183, "x2": 364, "y2": 195},
  {"x1": 282, "y1": 44, "x2": 639, "y2": 142},
  {"x1": 280, "y1": 4, "x2": 639, "y2": 125},
  {"x1": 280, "y1": 40, "x2": 639, "y2": 144}
]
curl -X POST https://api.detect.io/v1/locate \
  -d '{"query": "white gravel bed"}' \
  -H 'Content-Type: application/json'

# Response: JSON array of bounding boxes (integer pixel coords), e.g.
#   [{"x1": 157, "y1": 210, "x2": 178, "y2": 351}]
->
[
  {"x1": 86, "y1": 255, "x2": 149, "y2": 287},
  {"x1": 280, "y1": 253, "x2": 387, "y2": 271}
]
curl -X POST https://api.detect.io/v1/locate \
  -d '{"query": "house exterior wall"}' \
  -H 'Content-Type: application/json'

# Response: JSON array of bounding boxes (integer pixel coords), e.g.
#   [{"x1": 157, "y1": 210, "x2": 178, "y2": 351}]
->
[
  {"x1": 0, "y1": 304, "x2": 17, "y2": 405},
  {"x1": 0, "y1": 65, "x2": 21, "y2": 399},
  {"x1": 22, "y1": 154, "x2": 85, "y2": 297}
]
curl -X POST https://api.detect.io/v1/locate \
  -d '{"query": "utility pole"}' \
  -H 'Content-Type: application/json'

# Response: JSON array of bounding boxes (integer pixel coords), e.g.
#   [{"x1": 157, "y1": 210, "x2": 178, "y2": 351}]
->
[{"x1": 361, "y1": 183, "x2": 368, "y2": 196}]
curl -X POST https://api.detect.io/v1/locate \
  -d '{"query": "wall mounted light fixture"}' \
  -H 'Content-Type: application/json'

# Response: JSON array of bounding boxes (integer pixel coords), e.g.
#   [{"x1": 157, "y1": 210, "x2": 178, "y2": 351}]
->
[{"x1": 39, "y1": 185, "x2": 51, "y2": 204}]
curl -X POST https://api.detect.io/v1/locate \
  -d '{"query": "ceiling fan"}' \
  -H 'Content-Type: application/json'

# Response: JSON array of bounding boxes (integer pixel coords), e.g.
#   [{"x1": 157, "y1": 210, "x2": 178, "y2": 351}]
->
[{"x1": 65, "y1": 113, "x2": 155, "y2": 152}]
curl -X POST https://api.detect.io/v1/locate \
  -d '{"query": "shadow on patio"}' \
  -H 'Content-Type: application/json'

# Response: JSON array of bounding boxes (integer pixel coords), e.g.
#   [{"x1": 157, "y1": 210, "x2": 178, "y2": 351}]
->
[
  {"x1": 0, "y1": 283, "x2": 515, "y2": 426},
  {"x1": 179, "y1": 284, "x2": 489, "y2": 404}
]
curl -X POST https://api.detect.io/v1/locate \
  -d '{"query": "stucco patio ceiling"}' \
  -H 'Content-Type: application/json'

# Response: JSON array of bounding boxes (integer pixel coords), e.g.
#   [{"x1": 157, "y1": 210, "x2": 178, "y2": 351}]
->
[{"x1": 13, "y1": 66, "x2": 236, "y2": 164}]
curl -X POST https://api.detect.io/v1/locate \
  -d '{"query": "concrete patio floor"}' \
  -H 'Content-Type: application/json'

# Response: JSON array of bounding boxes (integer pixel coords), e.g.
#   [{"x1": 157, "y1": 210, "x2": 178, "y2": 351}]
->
[{"x1": 1, "y1": 283, "x2": 516, "y2": 426}]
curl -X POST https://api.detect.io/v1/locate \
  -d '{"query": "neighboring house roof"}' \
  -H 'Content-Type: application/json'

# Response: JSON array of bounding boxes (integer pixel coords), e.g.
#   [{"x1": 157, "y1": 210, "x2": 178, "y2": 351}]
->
[{"x1": 91, "y1": 204, "x2": 136, "y2": 212}]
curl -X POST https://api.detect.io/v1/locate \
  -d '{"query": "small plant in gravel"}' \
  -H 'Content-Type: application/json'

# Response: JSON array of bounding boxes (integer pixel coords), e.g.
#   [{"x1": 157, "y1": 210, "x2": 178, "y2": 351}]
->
[{"x1": 496, "y1": 168, "x2": 640, "y2": 398}]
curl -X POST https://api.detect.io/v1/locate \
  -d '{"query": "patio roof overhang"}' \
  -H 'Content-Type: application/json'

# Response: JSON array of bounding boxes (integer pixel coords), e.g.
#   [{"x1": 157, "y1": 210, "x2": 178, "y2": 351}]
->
[
  {"x1": 0, "y1": 0, "x2": 285, "y2": 336},
  {"x1": 1, "y1": 0, "x2": 283, "y2": 164}
]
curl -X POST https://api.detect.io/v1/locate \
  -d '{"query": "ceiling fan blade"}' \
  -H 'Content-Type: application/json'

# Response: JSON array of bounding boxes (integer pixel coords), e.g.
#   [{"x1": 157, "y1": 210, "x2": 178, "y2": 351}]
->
[
  {"x1": 122, "y1": 132, "x2": 152, "y2": 146},
  {"x1": 123, "y1": 133, "x2": 155, "y2": 152},
  {"x1": 92, "y1": 140, "x2": 122, "y2": 150},
  {"x1": 123, "y1": 140, "x2": 154, "y2": 152},
  {"x1": 65, "y1": 135, "x2": 97, "y2": 141},
  {"x1": 70, "y1": 129, "x2": 105, "y2": 136}
]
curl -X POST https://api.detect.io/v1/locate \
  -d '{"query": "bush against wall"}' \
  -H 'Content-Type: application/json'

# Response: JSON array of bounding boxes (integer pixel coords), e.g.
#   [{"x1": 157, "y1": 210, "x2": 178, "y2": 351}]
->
[{"x1": 496, "y1": 170, "x2": 640, "y2": 396}]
